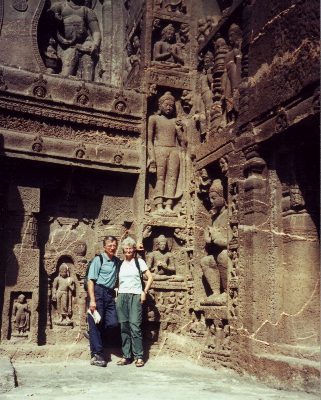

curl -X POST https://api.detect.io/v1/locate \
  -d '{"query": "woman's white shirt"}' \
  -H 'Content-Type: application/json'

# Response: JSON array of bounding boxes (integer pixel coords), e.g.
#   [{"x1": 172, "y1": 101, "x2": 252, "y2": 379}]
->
[{"x1": 118, "y1": 258, "x2": 148, "y2": 294}]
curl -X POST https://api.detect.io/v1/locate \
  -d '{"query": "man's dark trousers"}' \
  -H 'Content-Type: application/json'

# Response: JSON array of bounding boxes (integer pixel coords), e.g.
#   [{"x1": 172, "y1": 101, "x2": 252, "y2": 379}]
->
[{"x1": 88, "y1": 285, "x2": 118, "y2": 358}]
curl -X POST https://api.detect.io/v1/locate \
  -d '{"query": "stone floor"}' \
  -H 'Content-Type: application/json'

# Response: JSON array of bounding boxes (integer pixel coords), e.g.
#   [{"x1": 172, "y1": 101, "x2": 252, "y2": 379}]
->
[{"x1": 0, "y1": 355, "x2": 319, "y2": 400}]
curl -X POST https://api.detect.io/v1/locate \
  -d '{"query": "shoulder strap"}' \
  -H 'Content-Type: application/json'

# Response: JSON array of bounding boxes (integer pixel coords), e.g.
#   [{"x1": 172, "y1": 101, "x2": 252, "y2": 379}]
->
[
  {"x1": 114, "y1": 257, "x2": 123, "y2": 288},
  {"x1": 134, "y1": 257, "x2": 144, "y2": 289},
  {"x1": 97, "y1": 254, "x2": 103, "y2": 276}
]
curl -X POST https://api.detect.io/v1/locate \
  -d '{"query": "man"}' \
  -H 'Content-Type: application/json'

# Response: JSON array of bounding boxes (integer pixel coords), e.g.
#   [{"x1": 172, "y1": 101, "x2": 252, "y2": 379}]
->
[
  {"x1": 147, "y1": 91, "x2": 187, "y2": 213},
  {"x1": 87, "y1": 235, "x2": 120, "y2": 367}
]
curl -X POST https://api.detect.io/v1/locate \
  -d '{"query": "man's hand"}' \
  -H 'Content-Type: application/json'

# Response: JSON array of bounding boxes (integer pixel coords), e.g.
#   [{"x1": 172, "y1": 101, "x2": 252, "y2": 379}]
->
[{"x1": 89, "y1": 301, "x2": 96, "y2": 313}]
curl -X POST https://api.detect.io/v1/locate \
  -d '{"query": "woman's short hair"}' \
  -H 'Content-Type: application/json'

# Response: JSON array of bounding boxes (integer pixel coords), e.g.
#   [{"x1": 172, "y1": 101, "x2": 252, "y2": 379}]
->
[{"x1": 121, "y1": 236, "x2": 137, "y2": 251}]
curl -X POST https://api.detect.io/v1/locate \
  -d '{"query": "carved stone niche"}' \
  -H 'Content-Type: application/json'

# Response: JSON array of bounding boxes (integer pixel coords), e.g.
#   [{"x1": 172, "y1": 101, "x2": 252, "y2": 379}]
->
[
  {"x1": 50, "y1": 261, "x2": 77, "y2": 328},
  {"x1": 10, "y1": 292, "x2": 32, "y2": 340},
  {"x1": 146, "y1": 231, "x2": 186, "y2": 285},
  {"x1": 151, "y1": 20, "x2": 189, "y2": 69},
  {"x1": 146, "y1": 90, "x2": 188, "y2": 217}
]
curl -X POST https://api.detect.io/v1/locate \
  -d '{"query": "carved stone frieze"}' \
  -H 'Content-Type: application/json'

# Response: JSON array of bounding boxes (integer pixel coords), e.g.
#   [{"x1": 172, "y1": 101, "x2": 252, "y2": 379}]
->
[{"x1": 0, "y1": 113, "x2": 139, "y2": 146}]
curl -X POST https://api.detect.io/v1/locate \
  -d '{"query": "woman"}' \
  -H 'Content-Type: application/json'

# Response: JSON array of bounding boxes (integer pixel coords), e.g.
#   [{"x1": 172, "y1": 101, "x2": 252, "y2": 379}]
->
[{"x1": 116, "y1": 237, "x2": 153, "y2": 367}]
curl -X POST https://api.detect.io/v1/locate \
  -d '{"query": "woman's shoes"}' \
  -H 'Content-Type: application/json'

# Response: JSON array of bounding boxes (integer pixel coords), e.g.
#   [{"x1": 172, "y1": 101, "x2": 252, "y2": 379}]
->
[
  {"x1": 116, "y1": 358, "x2": 131, "y2": 366},
  {"x1": 135, "y1": 359, "x2": 145, "y2": 367}
]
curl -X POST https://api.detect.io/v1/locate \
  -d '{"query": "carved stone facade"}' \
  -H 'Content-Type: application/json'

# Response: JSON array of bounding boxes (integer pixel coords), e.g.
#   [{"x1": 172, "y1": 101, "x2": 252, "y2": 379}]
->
[{"x1": 0, "y1": 0, "x2": 319, "y2": 395}]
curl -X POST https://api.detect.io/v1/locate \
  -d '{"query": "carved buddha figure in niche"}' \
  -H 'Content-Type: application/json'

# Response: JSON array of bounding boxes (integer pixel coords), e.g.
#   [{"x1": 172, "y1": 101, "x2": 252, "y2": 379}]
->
[
  {"x1": 147, "y1": 235, "x2": 183, "y2": 281},
  {"x1": 148, "y1": 91, "x2": 187, "y2": 213},
  {"x1": 153, "y1": 24, "x2": 184, "y2": 65},
  {"x1": 52, "y1": 263, "x2": 75, "y2": 325},
  {"x1": 201, "y1": 179, "x2": 230, "y2": 306},
  {"x1": 224, "y1": 24, "x2": 242, "y2": 122},
  {"x1": 12, "y1": 294, "x2": 30, "y2": 336},
  {"x1": 48, "y1": 0, "x2": 101, "y2": 81}
]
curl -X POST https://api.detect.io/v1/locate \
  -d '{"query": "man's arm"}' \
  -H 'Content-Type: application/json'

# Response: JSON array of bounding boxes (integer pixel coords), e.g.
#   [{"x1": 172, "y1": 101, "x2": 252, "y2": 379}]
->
[
  {"x1": 87, "y1": 256, "x2": 100, "y2": 312},
  {"x1": 88, "y1": 279, "x2": 96, "y2": 312}
]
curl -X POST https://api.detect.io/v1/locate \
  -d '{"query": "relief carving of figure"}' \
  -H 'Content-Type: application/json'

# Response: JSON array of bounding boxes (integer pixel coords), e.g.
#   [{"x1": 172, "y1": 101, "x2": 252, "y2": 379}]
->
[
  {"x1": 198, "y1": 168, "x2": 212, "y2": 194},
  {"x1": 199, "y1": 50, "x2": 215, "y2": 137},
  {"x1": 178, "y1": 90, "x2": 207, "y2": 143},
  {"x1": 224, "y1": 24, "x2": 242, "y2": 123},
  {"x1": 48, "y1": 0, "x2": 101, "y2": 81},
  {"x1": 147, "y1": 235, "x2": 183, "y2": 281},
  {"x1": 201, "y1": 179, "x2": 230, "y2": 306},
  {"x1": 188, "y1": 310, "x2": 206, "y2": 337},
  {"x1": 148, "y1": 91, "x2": 187, "y2": 213},
  {"x1": 124, "y1": 35, "x2": 141, "y2": 81},
  {"x1": 52, "y1": 263, "x2": 75, "y2": 325},
  {"x1": 153, "y1": 24, "x2": 184, "y2": 65},
  {"x1": 212, "y1": 38, "x2": 229, "y2": 125},
  {"x1": 206, "y1": 320, "x2": 230, "y2": 351},
  {"x1": 12, "y1": 294, "x2": 30, "y2": 336}
]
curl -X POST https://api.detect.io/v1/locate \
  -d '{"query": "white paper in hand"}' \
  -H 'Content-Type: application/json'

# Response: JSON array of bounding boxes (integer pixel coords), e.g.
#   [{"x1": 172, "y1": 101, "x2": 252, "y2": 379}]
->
[{"x1": 87, "y1": 309, "x2": 101, "y2": 324}]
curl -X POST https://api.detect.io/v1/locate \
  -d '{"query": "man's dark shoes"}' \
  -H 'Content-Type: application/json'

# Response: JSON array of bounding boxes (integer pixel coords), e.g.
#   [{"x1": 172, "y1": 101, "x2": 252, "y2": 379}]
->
[{"x1": 90, "y1": 354, "x2": 107, "y2": 367}]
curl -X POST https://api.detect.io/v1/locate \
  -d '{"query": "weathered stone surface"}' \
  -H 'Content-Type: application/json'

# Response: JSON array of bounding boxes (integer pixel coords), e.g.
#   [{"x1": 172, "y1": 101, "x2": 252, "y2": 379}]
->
[
  {"x1": 0, "y1": 357, "x2": 15, "y2": 394},
  {"x1": 0, "y1": 0, "x2": 319, "y2": 395}
]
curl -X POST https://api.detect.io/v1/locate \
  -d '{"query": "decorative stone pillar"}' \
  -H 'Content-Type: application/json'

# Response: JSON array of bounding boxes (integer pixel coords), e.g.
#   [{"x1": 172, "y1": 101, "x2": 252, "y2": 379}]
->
[{"x1": 2, "y1": 185, "x2": 40, "y2": 343}]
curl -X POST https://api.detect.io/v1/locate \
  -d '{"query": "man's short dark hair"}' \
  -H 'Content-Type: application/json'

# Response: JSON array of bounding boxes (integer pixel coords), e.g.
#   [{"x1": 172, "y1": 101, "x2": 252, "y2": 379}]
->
[{"x1": 103, "y1": 236, "x2": 118, "y2": 246}]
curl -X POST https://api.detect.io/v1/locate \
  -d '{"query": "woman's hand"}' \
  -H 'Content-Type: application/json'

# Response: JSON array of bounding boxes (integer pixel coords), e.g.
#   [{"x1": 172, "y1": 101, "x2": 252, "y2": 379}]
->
[{"x1": 140, "y1": 291, "x2": 147, "y2": 304}]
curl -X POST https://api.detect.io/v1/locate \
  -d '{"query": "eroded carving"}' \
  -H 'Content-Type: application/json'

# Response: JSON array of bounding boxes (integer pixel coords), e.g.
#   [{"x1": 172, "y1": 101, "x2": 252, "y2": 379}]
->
[{"x1": 11, "y1": 294, "x2": 30, "y2": 337}]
